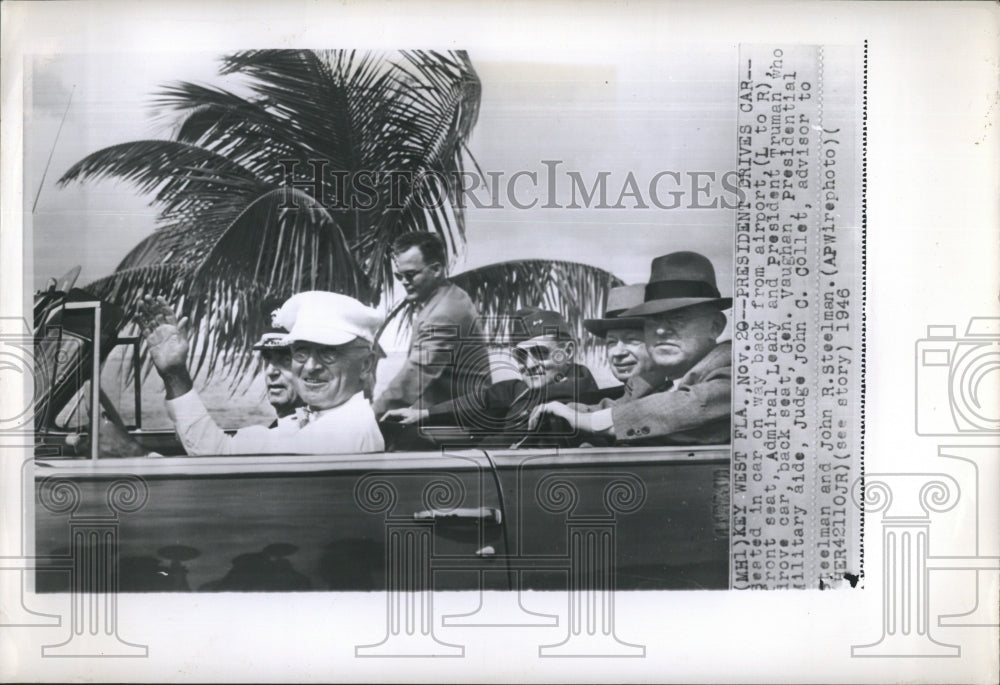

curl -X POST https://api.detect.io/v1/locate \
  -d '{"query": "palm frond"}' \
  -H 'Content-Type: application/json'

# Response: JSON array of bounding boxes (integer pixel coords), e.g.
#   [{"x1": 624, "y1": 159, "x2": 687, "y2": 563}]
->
[
  {"x1": 60, "y1": 50, "x2": 542, "y2": 390},
  {"x1": 114, "y1": 233, "x2": 165, "y2": 271},
  {"x1": 183, "y1": 187, "x2": 367, "y2": 380},
  {"x1": 153, "y1": 82, "x2": 310, "y2": 176},
  {"x1": 83, "y1": 263, "x2": 187, "y2": 313},
  {"x1": 217, "y1": 50, "x2": 396, "y2": 170},
  {"x1": 449, "y1": 260, "x2": 624, "y2": 357},
  {"x1": 353, "y1": 50, "x2": 483, "y2": 294},
  {"x1": 58, "y1": 139, "x2": 259, "y2": 209}
]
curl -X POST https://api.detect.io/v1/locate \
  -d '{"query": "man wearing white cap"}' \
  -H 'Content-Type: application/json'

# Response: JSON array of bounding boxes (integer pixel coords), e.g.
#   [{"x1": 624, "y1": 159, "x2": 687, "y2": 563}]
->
[
  {"x1": 137, "y1": 291, "x2": 385, "y2": 455},
  {"x1": 253, "y1": 298, "x2": 303, "y2": 425}
]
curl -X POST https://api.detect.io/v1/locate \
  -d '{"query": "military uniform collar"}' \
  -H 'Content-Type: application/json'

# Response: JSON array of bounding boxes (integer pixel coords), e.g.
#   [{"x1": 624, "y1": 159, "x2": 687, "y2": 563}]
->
[{"x1": 413, "y1": 280, "x2": 450, "y2": 313}]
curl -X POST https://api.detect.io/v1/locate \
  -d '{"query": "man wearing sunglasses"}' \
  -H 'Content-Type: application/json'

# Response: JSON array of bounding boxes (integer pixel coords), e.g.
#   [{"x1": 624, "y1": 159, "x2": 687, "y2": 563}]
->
[
  {"x1": 140, "y1": 291, "x2": 385, "y2": 455},
  {"x1": 380, "y1": 307, "x2": 598, "y2": 445},
  {"x1": 372, "y1": 232, "x2": 491, "y2": 417}
]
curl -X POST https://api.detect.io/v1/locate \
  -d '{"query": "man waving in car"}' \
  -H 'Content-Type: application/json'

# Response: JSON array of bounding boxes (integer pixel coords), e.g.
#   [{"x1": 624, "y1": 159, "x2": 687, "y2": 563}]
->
[{"x1": 139, "y1": 291, "x2": 385, "y2": 455}]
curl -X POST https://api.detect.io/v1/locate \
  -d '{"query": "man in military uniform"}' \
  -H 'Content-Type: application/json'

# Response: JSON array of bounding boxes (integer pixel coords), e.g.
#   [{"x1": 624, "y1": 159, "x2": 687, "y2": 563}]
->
[
  {"x1": 380, "y1": 308, "x2": 598, "y2": 445},
  {"x1": 372, "y1": 232, "x2": 491, "y2": 416},
  {"x1": 251, "y1": 303, "x2": 301, "y2": 426}
]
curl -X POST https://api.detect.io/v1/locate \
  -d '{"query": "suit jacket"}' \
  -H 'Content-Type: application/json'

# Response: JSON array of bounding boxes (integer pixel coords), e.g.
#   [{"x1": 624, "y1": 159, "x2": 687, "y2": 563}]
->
[
  {"x1": 373, "y1": 282, "x2": 491, "y2": 415},
  {"x1": 426, "y1": 363, "x2": 599, "y2": 430},
  {"x1": 575, "y1": 340, "x2": 731, "y2": 446}
]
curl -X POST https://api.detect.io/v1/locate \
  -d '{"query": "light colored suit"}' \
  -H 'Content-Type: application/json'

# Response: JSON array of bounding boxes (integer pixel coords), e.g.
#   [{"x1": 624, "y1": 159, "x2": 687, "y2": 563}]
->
[
  {"x1": 576, "y1": 340, "x2": 731, "y2": 446},
  {"x1": 373, "y1": 282, "x2": 491, "y2": 415}
]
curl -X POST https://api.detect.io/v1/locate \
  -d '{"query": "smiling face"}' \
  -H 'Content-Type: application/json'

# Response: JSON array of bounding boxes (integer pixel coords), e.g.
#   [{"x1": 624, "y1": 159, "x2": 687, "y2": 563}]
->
[
  {"x1": 643, "y1": 304, "x2": 726, "y2": 377},
  {"x1": 514, "y1": 335, "x2": 575, "y2": 390},
  {"x1": 604, "y1": 327, "x2": 650, "y2": 382},
  {"x1": 290, "y1": 340, "x2": 374, "y2": 410},
  {"x1": 261, "y1": 348, "x2": 298, "y2": 417},
  {"x1": 392, "y1": 246, "x2": 443, "y2": 303}
]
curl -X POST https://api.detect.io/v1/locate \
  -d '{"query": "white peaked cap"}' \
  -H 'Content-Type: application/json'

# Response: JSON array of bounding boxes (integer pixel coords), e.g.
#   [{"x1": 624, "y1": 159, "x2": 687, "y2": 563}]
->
[{"x1": 274, "y1": 291, "x2": 383, "y2": 346}]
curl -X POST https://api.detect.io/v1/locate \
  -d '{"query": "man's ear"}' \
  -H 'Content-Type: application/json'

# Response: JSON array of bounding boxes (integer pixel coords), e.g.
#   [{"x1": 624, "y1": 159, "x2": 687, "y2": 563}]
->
[
  {"x1": 711, "y1": 311, "x2": 727, "y2": 338},
  {"x1": 562, "y1": 340, "x2": 577, "y2": 361},
  {"x1": 363, "y1": 352, "x2": 376, "y2": 375}
]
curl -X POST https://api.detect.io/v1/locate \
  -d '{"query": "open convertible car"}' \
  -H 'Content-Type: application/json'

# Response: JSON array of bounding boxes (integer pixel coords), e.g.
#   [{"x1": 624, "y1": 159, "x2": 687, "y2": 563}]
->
[{"x1": 32, "y1": 281, "x2": 730, "y2": 593}]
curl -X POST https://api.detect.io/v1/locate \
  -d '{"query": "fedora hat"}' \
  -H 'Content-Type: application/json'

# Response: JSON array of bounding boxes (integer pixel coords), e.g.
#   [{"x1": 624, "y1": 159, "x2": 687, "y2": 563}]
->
[
  {"x1": 582, "y1": 284, "x2": 646, "y2": 335},
  {"x1": 622, "y1": 251, "x2": 732, "y2": 317}
]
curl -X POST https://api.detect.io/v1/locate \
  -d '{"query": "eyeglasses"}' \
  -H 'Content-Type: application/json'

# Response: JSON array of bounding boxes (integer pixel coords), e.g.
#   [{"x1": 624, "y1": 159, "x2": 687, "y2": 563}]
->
[
  {"x1": 393, "y1": 263, "x2": 439, "y2": 283},
  {"x1": 290, "y1": 343, "x2": 343, "y2": 365},
  {"x1": 512, "y1": 345, "x2": 554, "y2": 366},
  {"x1": 290, "y1": 342, "x2": 370, "y2": 365}
]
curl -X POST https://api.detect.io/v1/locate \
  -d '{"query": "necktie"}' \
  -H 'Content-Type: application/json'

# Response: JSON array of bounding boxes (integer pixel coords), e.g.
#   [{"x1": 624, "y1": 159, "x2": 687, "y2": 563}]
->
[{"x1": 295, "y1": 407, "x2": 316, "y2": 428}]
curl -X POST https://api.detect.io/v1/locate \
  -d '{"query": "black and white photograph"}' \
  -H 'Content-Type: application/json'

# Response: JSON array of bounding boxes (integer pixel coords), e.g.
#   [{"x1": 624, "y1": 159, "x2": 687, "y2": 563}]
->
[
  {"x1": 2, "y1": 1, "x2": 998, "y2": 683},
  {"x1": 26, "y1": 45, "x2": 746, "y2": 594}
]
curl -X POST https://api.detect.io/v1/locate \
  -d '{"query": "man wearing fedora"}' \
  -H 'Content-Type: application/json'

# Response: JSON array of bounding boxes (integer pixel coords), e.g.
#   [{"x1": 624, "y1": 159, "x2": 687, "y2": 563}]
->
[
  {"x1": 530, "y1": 251, "x2": 732, "y2": 446},
  {"x1": 137, "y1": 290, "x2": 385, "y2": 455},
  {"x1": 380, "y1": 307, "x2": 599, "y2": 445},
  {"x1": 583, "y1": 284, "x2": 652, "y2": 388}
]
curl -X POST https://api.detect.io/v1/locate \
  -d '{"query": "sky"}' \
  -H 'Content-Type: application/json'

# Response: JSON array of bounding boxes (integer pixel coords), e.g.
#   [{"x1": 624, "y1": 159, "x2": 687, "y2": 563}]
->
[{"x1": 26, "y1": 47, "x2": 737, "y2": 297}]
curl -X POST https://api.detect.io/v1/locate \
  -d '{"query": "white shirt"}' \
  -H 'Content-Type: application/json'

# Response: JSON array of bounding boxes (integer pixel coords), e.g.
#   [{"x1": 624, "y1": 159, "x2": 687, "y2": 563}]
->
[{"x1": 165, "y1": 390, "x2": 384, "y2": 455}]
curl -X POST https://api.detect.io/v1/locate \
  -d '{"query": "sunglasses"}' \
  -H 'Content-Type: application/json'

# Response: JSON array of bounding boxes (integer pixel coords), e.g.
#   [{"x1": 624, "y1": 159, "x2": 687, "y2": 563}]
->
[
  {"x1": 392, "y1": 263, "x2": 439, "y2": 282},
  {"x1": 512, "y1": 345, "x2": 554, "y2": 365}
]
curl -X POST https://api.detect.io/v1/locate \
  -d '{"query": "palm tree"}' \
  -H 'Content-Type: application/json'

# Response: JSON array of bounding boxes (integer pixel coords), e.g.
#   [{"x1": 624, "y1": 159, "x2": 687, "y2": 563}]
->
[{"x1": 58, "y1": 50, "x2": 621, "y2": 381}]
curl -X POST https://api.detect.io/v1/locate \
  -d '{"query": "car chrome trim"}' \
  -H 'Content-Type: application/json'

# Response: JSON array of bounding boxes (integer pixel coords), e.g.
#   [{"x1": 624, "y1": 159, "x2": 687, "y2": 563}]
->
[{"x1": 34, "y1": 444, "x2": 730, "y2": 478}]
